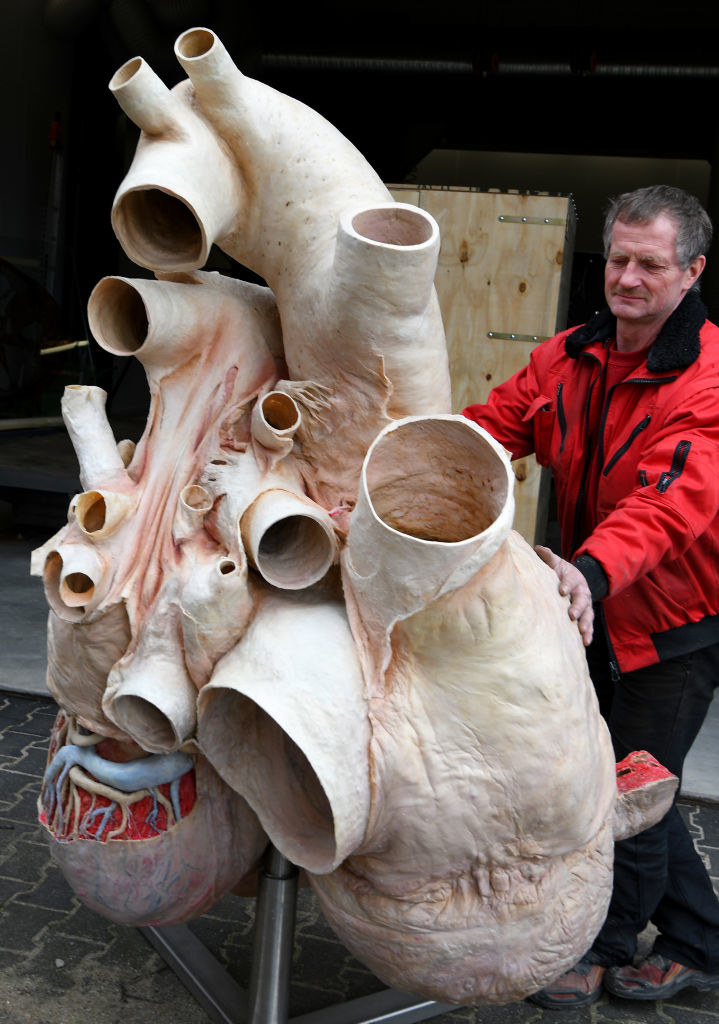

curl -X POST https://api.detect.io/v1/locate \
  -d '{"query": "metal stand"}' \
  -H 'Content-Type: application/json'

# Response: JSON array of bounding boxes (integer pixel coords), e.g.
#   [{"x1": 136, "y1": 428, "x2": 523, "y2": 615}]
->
[{"x1": 140, "y1": 846, "x2": 457, "y2": 1024}]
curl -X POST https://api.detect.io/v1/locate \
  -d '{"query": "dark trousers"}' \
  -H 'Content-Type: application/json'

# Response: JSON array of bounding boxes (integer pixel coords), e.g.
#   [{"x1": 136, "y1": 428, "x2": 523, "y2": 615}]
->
[{"x1": 587, "y1": 632, "x2": 719, "y2": 971}]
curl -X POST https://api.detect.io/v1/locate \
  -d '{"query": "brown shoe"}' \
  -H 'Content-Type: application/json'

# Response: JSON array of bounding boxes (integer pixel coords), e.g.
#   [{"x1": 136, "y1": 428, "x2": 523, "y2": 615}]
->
[
  {"x1": 606, "y1": 953, "x2": 719, "y2": 1000},
  {"x1": 528, "y1": 956, "x2": 605, "y2": 1008}
]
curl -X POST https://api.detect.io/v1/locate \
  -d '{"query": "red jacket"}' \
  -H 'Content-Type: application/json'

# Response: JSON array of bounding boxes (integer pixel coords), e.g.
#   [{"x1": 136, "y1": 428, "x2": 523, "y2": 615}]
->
[{"x1": 463, "y1": 291, "x2": 719, "y2": 673}]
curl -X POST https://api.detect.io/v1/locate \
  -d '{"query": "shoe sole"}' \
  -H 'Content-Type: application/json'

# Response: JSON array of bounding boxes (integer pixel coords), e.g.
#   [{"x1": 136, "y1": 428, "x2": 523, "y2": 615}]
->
[{"x1": 528, "y1": 988, "x2": 602, "y2": 1009}]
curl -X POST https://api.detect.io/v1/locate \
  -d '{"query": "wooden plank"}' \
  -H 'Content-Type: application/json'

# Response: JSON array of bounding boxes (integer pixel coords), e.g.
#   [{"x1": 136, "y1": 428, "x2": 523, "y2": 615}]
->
[
  {"x1": 388, "y1": 186, "x2": 574, "y2": 544},
  {"x1": 388, "y1": 184, "x2": 420, "y2": 206},
  {"x1": 417, "y1": 189, "x2": 570, "y2": 409}
]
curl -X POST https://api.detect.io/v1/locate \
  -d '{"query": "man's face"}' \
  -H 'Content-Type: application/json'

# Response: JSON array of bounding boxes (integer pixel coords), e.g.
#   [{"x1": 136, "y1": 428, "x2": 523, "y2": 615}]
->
[{"x1": 604, "y1": 214, "x2": 705, "y2": 334}]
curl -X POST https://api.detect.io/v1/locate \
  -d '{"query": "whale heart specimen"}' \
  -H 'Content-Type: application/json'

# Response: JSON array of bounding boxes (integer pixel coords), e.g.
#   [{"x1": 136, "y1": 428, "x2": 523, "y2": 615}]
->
[{"x1": 33, "y1": 26, "x2": 676, "y2": 1004}]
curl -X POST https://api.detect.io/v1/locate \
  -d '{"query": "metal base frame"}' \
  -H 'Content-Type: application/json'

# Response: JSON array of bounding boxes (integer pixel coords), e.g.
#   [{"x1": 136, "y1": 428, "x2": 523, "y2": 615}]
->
[{"x1": 140, "y1": 846, "x2": 457, "y2": 1024}]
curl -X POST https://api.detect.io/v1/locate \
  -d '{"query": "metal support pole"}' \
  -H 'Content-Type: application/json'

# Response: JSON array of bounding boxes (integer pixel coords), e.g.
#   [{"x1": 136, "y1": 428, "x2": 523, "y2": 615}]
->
[
  {"x1": 290, "y1": 989, "x2": 456, "y2": 1024},
  {"x1": 140, "y1": 922, "x2": 249, "y2": 1024},
  {"x1": 140, "y1": 845, "x2": 458, "y2": 1024},
  {"x1": 248, "y1": 847, "x2": 299, "y2": 1024}
]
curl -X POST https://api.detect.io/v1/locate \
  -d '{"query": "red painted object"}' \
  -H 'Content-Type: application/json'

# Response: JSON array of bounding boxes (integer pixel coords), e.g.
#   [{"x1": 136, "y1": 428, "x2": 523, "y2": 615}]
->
[{"x1": 616, "y1": 750, "x2": 677, "y2": 794}]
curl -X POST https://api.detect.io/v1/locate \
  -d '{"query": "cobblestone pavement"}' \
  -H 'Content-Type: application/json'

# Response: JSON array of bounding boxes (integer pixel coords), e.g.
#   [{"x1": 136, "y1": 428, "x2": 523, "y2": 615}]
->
[{"x1": 2, "y1": 692, "x2": 719, "y2": 1024}]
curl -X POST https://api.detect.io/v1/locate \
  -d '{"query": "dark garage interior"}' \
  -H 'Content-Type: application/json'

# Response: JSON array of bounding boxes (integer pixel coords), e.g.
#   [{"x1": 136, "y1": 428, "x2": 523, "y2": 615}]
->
[{"x1": 5, "y1": 0, "x2": 719, "y2": 428}]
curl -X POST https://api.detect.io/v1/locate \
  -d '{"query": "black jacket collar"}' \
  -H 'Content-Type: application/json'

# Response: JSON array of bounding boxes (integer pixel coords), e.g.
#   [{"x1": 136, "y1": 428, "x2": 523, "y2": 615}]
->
[{"x1": 565, "y1": 290, "x2": 707, "y2": 372}]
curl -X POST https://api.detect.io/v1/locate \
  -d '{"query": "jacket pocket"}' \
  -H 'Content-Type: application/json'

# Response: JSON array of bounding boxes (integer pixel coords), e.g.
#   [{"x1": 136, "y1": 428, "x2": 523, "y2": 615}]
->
[{"x1": 522, "y1": 393, "x2": 555, "y2": 463}]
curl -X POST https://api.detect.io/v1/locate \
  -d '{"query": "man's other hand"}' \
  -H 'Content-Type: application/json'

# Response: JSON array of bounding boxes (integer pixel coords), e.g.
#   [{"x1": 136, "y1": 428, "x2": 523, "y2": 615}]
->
[{"x1": 534, "y1": 544, "x2": 594, "y2": 646}]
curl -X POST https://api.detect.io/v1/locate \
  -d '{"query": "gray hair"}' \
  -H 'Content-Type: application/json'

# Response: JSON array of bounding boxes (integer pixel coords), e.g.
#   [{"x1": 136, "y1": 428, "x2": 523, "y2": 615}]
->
[{"x1": 603, "y1": 185, "x2": 712, "y2": 270}]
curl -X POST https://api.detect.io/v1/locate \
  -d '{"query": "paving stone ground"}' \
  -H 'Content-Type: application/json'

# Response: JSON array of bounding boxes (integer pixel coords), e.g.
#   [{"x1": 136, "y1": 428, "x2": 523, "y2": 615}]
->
[{"x1": 1, "y1": 692, "x2": 719, "y2": 1024}]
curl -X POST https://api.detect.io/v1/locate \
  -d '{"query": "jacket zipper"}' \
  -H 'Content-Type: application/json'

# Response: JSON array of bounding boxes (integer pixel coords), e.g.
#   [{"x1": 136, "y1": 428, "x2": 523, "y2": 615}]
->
[
  {"x1": 594, "y1": 373, "x2": 677, "y2": 680},
  {"x1": 598, "y1": 374, "x2": 676, "y2": 476},
  {"x1": 557, "y1": 382, "x2": 567, "y2": 452},
  {"x1": 568, "y1": 357, "x2": 602, "y2": 556},
  {"x1": 570, "y1": 364, "x2": 678, "y2": 676},
  {"x1": 603, "y1": 414, "x2": 651, "y2": 476},
  {"x1": 657, "y1": 440, "x2": 691, "y2": 493},
  {"x1": 568, "y1": 363, "x2": 676, "y2": 557},
  {"x1": 598, "y1": 604, "x2": 621, "y2": 682}
]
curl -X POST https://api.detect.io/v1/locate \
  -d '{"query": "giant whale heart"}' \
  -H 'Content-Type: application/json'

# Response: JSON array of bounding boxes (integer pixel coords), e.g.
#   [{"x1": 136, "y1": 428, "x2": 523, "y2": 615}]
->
[{"x1": 34, "y1": 27, "x2": 676, "y2": 1005}]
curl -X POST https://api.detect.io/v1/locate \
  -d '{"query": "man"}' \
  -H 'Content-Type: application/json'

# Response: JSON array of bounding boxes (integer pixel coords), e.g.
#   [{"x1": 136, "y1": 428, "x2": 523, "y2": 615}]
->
[{"x1": 463, "y1": 185, "x2": 719, "y2": 1007}]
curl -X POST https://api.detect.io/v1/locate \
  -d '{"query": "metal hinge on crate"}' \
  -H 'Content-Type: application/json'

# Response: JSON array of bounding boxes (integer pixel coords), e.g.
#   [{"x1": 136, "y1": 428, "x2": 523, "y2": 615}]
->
[
  {"x1": 497, "y1": 215, "x2": 566, "y2": 226},
  {"x1": 487, "y1": 331, "x2": 549, "y2": 342}
]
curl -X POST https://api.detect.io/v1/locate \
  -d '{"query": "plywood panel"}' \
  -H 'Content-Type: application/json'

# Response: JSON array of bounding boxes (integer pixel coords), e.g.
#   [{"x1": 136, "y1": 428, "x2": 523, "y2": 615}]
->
[{"x1": 389, "y1": 185, "x2": 574, "y2": 543}]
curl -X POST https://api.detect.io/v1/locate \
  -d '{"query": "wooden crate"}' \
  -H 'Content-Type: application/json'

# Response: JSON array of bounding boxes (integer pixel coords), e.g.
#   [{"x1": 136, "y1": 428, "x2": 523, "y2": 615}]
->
[{"x1": 389, "y1": 185, "x2": 576, "y2": 544}]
